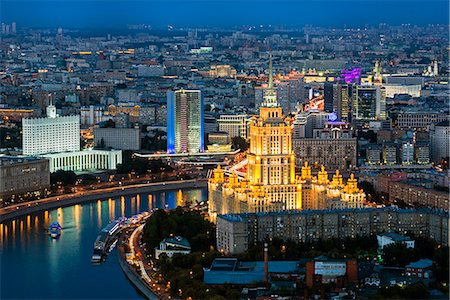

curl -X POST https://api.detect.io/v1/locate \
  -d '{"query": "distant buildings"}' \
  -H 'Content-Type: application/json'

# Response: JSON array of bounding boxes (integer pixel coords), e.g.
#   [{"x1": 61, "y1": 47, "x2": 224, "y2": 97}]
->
[
  {"x1": 167, "y1": 89, "x2": 204, "y2": 153},
  {"x1": 22, "y1": 103, "x2": 80, "y2": 155},
  {"x1": 216, "y1": 207, "x2": 449, "y2": 254},
  {"x1": 0, "y1": 156, "x2": 50, "y2": 204}
]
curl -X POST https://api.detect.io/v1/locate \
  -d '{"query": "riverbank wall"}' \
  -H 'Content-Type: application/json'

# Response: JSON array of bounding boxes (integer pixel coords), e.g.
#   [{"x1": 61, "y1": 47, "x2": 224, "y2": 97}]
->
[
  {"x1": 0, "y1": 180, "x2": 207, "y2": 223},
  {"x1": 116, "y1": 246, "x2": 160, "y2": 300}
]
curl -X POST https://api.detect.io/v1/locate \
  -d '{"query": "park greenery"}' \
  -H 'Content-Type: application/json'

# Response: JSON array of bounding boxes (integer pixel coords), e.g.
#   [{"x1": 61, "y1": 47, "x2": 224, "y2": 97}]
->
[
  {"x1": 142, "y1": 208, "x2": 240, "y2": 299},
  {"x1": 142, "y1": 208, "x2": 215, "y2": 252},
  {"x1": 116, "y1": 151, "x2": 172, "y2": 175}
]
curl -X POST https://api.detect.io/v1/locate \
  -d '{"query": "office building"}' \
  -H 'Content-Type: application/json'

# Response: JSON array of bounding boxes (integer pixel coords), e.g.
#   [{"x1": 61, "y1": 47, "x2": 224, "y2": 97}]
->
[
  {"x1": 217, "y1": 114, "x2": 250, "y2": 139},
  {"x1": 292, "y1": 110, "x2": 329, "y2": 139},
  {"x1": 333, "y1": 83, "x2": 351, "y2": 121},
  {"x1": 430, "y1": 121, "x2": 450, "y2": 163},
  {"x1": 22, "y1": 103, "x2": 80, "y2": 155},
  {"x1": 93, "y1": 127, "x2": 141, "y2": 150},
  {"x1": 167, "y1": 89, "x2": 204, "y2": 153},
  {"x1": 0, "y1": 156, "x2": 50, "y2": 204},
  {"x1": 353, "y1": 86, "x2": 386, "y2": 120},
  {"x1": 323, "y1": 82, "x2": 334, "y2": 112}
]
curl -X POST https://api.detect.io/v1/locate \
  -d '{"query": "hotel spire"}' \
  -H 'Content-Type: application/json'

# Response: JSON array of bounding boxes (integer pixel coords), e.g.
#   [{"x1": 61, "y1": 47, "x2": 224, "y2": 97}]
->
[{"x1": 268, "y1": 51, "x2": 273, "y2": 89}]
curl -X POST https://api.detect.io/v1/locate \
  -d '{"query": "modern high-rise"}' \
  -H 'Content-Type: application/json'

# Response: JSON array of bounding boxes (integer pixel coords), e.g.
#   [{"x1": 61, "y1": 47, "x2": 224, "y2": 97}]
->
[
  {"x1": 323, "y1": 82, "x2": 334, "y2": 113},
  {"x1": 167, "y1": 89, "x2": 204, "y2": 153},
  {"x1": 22, "y1": 103, "x2": 80, "y2": 155},
  {"x1": 353, "y1": 86, "x2": 386, "y2": 120}
]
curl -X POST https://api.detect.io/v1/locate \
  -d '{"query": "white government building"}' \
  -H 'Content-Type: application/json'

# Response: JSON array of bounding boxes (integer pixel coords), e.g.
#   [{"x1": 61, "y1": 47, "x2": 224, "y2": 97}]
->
[{"x1": 22, "y1": 103, "x2": 122, "y2": 172}]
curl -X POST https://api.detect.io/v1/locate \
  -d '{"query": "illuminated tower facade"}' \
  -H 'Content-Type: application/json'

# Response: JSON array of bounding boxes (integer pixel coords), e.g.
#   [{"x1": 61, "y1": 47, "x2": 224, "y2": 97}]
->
[
  {"x1": 167, "y1": 89, "x2": 204, "y2": 153},
  {"x1": 209, "y1": 53, "x2": 302, "y2": 215}
]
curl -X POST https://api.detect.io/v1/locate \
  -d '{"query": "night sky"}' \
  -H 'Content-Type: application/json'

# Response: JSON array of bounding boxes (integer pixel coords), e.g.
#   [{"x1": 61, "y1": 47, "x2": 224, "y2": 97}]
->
[{"x1": 1, "y1": 0, "x2": 449, "y2": 28}]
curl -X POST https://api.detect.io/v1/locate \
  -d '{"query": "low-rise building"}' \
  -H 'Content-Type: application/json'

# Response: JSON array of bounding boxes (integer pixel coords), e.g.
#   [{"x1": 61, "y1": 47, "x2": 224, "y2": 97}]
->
[
  {"x1": 405, "y1": 259, "x2": 433, "y2": 279},
  {"x1": 306, "y1": 258, "x2": 358, "y2": 287},
  {"x1": 154, "y1": 236, "x2": 191, "y2": 259},
  {"x1": 42, "y1": 149, "x2": 122, "y2": 173},
  {"x1": 377, "y1": 232, "x2": 415, "y2": 249}
]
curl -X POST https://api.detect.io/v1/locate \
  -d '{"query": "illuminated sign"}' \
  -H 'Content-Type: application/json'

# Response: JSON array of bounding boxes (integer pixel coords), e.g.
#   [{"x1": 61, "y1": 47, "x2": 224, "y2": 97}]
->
[{"x1": 340, "y1": 68, "x2": 361, "y2": 84}]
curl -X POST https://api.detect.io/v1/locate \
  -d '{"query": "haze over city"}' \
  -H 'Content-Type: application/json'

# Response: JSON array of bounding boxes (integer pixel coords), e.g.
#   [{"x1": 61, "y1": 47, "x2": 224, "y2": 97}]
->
[{"x1": 2, "y1": 0, "x2": 449, "y2": 28}]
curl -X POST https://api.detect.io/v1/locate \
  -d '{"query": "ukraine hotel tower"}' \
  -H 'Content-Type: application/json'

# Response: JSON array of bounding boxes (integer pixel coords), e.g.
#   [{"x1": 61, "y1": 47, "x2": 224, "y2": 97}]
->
[
  {"x1": 209, "y1": 54, "x2": 302, "y2": 215},
  {"x1": 208, "y1": 54, "x2": 366, "y2": 216}
]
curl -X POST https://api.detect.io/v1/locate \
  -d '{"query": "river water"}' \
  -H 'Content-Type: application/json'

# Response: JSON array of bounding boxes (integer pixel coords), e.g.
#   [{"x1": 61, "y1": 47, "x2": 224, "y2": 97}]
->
[{"x1": 0, "y1": 188, "x2": 208, "y2": 299}]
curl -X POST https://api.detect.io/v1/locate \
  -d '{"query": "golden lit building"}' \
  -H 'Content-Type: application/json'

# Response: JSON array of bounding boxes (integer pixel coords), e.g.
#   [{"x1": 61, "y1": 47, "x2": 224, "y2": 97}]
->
[
  {"x1": 208, "y1": 54, "x2": 366, "y2": 216},
  {"x1": 209, "y1": 53, "x2": 302, "y2": 215}
]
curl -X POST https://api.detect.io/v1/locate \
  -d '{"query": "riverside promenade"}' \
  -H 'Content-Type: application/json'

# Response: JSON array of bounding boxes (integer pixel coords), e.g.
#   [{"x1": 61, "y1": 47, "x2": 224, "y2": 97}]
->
[{"x1": 0, "y1": 179, "x2": 207, "y2": 223}]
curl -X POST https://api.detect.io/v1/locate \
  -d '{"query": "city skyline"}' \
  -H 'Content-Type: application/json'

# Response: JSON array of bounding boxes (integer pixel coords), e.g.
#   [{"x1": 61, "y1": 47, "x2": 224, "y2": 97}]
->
[{"x1": 2, "y1": 0, "x2": 449, "y2": 28}]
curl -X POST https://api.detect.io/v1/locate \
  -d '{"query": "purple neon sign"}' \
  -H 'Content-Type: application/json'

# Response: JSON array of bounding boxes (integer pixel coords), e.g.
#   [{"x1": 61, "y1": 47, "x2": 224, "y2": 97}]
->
[{"x1": 340, "y1": 68, "x2": 361, "y2": 84}]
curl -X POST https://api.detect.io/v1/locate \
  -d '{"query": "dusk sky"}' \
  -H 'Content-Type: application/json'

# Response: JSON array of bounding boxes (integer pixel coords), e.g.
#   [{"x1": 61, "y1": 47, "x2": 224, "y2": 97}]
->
[{"x1": 2, "y1": 0, "x2": 449, "y2": 28}]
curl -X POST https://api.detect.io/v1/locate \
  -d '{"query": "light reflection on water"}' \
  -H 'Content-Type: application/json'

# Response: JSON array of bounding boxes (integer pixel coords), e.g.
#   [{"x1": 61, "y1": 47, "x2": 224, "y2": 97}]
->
[{"x1": 0, "y1": 188, "x2": 207, "y2": 299}]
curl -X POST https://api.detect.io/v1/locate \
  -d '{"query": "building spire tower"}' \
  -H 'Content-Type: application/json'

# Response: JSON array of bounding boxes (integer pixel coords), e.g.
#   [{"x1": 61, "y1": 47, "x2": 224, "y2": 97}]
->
[{"x1": 208, "y1": 52, "x2": 302, "y2": 214}]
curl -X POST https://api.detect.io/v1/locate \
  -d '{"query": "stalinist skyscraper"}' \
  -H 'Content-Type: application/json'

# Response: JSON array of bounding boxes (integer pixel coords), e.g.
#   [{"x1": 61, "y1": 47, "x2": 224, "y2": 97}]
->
[
  {"x1": 208, "y1": 53, "x2": 366, "y2": 216},
  {"x1": 208, "y1": 53, "x2": 302, "y2": 215}
]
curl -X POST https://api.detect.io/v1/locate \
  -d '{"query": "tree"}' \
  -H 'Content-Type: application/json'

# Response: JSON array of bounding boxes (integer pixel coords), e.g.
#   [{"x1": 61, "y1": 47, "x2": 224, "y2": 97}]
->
[
  {"x1": 142, "y1": 207, "x2": 215, "y2": 252},
  {"x1": 50, "y1": 170, "x2": 77, "y2": 186},
  {"x1": 232, "y1": 136, "x2": 249, "y2": 151}
]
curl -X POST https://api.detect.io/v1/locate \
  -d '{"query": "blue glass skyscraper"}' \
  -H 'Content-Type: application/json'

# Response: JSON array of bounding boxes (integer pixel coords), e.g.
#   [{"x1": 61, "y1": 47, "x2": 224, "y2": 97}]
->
[{"x1": 167, "y1": 89, "x2": 204, "y2": 154}]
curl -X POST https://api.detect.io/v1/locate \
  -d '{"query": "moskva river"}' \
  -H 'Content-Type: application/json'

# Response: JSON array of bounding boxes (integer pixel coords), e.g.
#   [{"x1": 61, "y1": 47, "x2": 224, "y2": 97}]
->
[{"x1": 0, "y1": 188, "x2": 207, "y2": 299}]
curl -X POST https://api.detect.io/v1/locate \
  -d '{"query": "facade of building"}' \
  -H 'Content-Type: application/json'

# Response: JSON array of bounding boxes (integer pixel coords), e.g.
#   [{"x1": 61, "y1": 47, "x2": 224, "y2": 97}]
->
[
  {"x1": 216, "y1": 207, "x2": 449, "y2": 254},
  {"x1": 384, "y1": 84, "x2": 421, "y2": 98},
  {"x1": 377, "y1": 232, "x2": 415, "y2": 249},
  {"x1": 154, "y1": 236, "x2": 191, "y2": 259},
  {"x1": 209, "y1": 56, "x2": 364, "y2": 216},
  {"x1": 0, "y1": 156, "x2": 50, "y2": 203},
  {"x1": 22, "y1": 104, "x2": 80, "y2": 155},
  {"x1": 42, "y1": 150, "x2": 122, "y2": 172},
  {"x1": 405, "y1": 259, "x2": 433, "y2": 279},
  {"x1": 209, "y1": 54, "x2": 302, "y2": 215},
  {"x1": 217, "y1": 114, "x2": 250, "y2": 139},
  {"x1": 430, "y1": 121, "x2": 449, "y2": 163},
  {"x1": 306, "y1": 259, "x2": 358, "y2": 287},
  {"x1": 292, "y1": 110, "x2": 329, "y2": 139},
  {"x1": 388, "y1": 180, "x2": 449, "y2": 211},
  {"x1": 167, "y1": 89, "x2": 204, "y2": 153},
  {"x1": 353, "y1": 86, "x2": 386, "y2": 120},
  {"x1": 94, "y1": 127, "x2": 141, "y2": 150},
  {"x1": 293, "y1": 122, "x2": 357, "y2": 172},
  {"x1": 396, "y1": 111, "x2": 449, "y2": 130}
]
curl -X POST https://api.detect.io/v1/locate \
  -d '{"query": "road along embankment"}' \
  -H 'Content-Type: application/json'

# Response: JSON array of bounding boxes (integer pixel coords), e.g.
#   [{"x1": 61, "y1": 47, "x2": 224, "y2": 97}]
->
[{"x1": 0, "y1": 179, "x2": 207, "y2": 223}]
